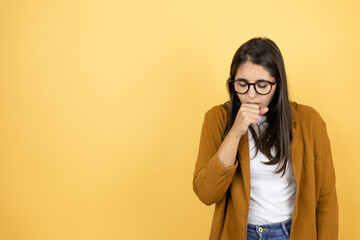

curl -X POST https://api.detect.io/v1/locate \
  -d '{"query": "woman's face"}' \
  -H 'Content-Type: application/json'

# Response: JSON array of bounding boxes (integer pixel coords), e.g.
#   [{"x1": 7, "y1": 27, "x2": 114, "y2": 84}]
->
[{"x1": 234, "y1": 60, "x2": 277, "y2": 110}]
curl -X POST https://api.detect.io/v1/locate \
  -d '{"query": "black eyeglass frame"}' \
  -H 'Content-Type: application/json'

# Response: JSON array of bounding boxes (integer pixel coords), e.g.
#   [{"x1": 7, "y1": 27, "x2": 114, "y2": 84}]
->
[{"x1": 229, "y1": 79, "x2": 277, "y2": 95}]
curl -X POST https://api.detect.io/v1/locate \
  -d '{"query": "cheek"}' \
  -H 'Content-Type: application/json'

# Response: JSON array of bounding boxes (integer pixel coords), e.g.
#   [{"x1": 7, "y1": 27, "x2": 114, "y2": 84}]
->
[
  {"x1": 266, "y1": 88, "x2": 277, "y2": 104},
  {"x1": 259, "y1": 87, "x2": 276, "y2": 107},
  {"x1": 237, "y1": 94, "x2": 246, "y2": 103}
]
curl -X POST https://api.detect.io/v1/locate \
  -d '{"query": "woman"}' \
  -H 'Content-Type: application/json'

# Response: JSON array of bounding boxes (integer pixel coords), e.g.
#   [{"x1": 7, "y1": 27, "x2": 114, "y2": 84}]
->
[{"x1": 192, "y1": 37, "x2": 338, "y2": 240}]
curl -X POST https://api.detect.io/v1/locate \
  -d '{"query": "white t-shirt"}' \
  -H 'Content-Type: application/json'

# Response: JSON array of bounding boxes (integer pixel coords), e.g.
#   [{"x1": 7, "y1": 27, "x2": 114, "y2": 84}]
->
[{"x1": 247, "y1": 115, "x2": 297, "y2": 225}]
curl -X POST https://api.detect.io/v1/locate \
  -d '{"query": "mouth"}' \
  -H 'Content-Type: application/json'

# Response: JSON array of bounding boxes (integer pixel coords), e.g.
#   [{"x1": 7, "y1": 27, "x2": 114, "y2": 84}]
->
[{"x1": 246, "y1": 102, "x2": 260, "y2": 105}]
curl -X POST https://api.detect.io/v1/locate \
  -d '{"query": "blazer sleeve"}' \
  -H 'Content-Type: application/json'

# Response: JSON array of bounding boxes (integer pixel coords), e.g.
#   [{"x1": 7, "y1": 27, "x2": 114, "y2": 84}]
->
[
  {"x1": 315, "y1": 120, "x2": 339, "y2": 240},
  {"x1": 192, "y1": 106, "x2": 238, "y2": 206}
]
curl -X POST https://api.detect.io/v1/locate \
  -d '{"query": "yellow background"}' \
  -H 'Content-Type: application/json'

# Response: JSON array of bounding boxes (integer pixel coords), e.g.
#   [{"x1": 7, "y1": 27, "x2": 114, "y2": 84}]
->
[{"x1": 0, "y1": 0, "x2": 359, "y2": 239}]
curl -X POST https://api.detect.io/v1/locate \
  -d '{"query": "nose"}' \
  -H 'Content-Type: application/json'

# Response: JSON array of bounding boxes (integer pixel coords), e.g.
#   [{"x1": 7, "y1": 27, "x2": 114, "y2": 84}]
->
[{"x1": 247, "y1": 84, "x2": 257, "y2": 98}]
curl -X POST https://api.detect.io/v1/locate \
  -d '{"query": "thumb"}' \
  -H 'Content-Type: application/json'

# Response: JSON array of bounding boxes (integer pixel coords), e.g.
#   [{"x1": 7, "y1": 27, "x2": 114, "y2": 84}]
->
[{"x1": 259, "y1": 107, "x2": 269, "y2": 115}]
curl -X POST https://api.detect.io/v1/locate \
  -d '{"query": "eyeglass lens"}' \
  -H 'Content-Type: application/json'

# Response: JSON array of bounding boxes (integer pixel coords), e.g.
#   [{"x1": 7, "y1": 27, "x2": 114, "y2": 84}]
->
[{"x1": 234, "y1": 80, "x2": 272, "y2": 95}]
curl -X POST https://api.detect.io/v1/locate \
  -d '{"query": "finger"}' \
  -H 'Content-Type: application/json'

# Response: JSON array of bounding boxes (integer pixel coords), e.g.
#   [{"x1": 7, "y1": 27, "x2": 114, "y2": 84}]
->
[
  {"x1": 241, "y1": 108, "x2": 260, "y2": 115},
  {"x1": 249, "y1": 120, "x2": 259, "y2": 126},
  {"x1": 246, "y1": 112, "x2": 260, "y2": 119},
  {"x1": 241, "y1": 103, "x2": 260, "y2": 109},
  {"x1": 259, "y1": 107, "x2": 269, "y2": 115},
  {"x1": 246, "y1": 115, "x2": 260, "y2": 125},
  {"x1": 241, "y1": 105, "x2": 260, "y2": 114}
]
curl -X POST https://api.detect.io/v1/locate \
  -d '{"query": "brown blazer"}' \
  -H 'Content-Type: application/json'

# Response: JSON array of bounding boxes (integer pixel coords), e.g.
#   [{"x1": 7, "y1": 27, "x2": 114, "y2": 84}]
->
[{"x1": 193, "y1": 101, "x2": 338, "y2": 240}]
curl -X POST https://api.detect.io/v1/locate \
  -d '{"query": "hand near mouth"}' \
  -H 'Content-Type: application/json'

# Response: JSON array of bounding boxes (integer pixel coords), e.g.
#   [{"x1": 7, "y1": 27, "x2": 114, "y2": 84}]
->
[{"x1": 230, "y1": 103, "x2": 269, "y2": 138}]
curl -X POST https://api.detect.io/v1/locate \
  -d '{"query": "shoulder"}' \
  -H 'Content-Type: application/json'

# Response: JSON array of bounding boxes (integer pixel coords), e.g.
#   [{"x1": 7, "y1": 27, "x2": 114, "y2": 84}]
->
[
  {"x1": 203, "y1": 101, "x2": 230, "y2": 129},
  {"x1": 204, "y1": 101, "x2": 229, "y2": 119},
  {"x1": 290, "y1": 102, "x2": 329, "y2": 148},
  {"x1": 290, "y1": 101, "x2": 326, "y2": 126}
]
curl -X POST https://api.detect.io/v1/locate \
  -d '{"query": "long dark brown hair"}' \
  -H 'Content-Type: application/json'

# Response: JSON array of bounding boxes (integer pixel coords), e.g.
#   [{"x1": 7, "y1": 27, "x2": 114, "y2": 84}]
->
[{"x1": 222, "y1": 37, "x2": 292, "y2": 177}]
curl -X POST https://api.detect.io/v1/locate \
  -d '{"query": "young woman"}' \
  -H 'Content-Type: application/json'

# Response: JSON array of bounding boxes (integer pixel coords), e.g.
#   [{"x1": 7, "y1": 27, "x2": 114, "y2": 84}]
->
[{"x1": 193, "y1": 37, "x2": 338, "y2": 240}]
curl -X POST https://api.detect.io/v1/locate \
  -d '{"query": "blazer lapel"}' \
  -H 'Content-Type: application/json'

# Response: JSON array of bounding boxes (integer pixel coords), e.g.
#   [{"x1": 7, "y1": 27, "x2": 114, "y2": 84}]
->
[
  {"x1": 289, "y1": 102, "x2": 302, "y2": 186},
  {"x1": 238, "y1": 130, "x2": 251, "y2": 199},
  {"x1": 289, "y1": 102, "x2": 303, "y2": 221},
  {"x1": 290, "y1": 122, "x2": 302, "y2": 189}
]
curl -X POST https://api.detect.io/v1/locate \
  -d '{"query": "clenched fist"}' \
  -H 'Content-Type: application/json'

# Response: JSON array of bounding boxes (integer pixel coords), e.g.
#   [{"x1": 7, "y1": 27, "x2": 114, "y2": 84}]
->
[{"x1": 230, "y1": 103, "x2": 269, "y2": 138}]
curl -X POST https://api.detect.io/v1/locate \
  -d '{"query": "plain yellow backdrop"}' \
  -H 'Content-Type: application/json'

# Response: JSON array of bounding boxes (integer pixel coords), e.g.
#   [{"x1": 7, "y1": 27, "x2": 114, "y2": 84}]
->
[{"x1": 0, "y1": 0, "x2": 359, "y2": 239}]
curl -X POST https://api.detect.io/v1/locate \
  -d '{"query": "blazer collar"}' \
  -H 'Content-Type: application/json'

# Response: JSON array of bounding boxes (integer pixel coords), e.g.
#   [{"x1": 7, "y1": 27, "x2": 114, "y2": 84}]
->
[{"x1": 290, "y1": 101, "x2": 299, "y2": 123}]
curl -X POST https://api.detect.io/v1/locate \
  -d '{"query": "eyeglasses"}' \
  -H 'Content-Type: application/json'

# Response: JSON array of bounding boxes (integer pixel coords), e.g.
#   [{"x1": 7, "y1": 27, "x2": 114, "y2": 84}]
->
[{"x1": 229, "y1": 79, "x2": 276, "y2": 95}]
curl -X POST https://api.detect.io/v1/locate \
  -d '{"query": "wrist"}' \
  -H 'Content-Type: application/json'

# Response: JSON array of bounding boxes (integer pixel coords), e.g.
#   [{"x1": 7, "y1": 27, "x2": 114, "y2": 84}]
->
[{"x1": 228, "y1": 128, "x2": 243, "y2": 140}]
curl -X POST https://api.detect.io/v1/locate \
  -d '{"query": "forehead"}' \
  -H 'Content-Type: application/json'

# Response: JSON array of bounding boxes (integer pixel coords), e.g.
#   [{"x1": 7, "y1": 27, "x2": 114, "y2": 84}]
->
[{"x1": 235, "y1": 61, "x2": 274, "y2": 81}]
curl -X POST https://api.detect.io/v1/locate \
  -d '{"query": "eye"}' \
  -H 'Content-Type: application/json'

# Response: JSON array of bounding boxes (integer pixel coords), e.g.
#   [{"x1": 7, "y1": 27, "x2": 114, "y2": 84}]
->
[
  {"x1": 256, "y1": 82, "x2": 269, "y2": 88},
  {"x1": 237, "y1": 81, "x2": 248, "y2": 88}
]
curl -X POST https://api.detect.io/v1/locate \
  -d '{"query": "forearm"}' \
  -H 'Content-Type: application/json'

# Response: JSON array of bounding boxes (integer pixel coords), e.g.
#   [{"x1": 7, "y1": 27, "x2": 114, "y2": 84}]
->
[{"x1": 217, "y1": 128, "x2": 242, "y2": 169}]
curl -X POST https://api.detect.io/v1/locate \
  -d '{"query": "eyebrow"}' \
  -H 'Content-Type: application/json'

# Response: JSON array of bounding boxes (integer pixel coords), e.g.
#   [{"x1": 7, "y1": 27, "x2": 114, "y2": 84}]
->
[{"x1": 234, "y1": 78, "x2": 270, "y2": 82}]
